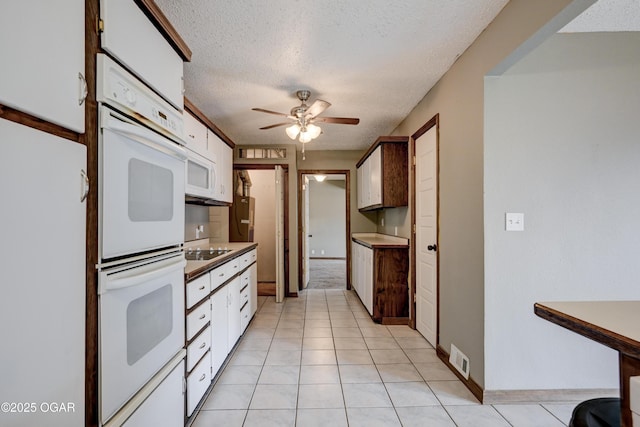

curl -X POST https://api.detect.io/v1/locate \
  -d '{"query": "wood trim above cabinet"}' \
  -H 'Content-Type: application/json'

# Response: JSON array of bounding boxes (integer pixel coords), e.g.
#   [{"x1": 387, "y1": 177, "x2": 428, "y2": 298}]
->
[
  {"x1": 133, "y1": 0, "x2": 192, "y2": 61},
  {"x1": 184, "y1": 97, "x2": 236, "y2": 149},
  {"x1": 356, "y1": 135, "x2": 409, "y2": 168}
]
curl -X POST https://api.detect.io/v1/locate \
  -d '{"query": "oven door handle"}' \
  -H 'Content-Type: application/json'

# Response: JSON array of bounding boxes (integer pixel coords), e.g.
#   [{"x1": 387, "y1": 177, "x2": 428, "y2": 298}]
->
[
  {"x1": 104, "y1": 116, "x2": 187, "y2": 161},
  {"x1": 102, "y1": 257, "x2": 186, "y2": 293}
]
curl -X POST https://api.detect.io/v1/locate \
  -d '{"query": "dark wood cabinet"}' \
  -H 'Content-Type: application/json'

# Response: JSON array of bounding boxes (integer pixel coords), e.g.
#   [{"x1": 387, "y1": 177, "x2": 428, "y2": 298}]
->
[{"x1": 356, "y1": 136, "x2": 408, "y2": 211}]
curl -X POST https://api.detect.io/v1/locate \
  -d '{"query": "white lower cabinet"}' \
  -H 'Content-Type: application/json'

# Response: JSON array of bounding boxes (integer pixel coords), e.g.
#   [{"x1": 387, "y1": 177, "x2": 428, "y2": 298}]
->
[
  {"x1": 185, "y1": 249, "x2": 259, "y2": 419},
  {"x1": 210, "y1": 283, "x2": 230, "y2": 376},
  {"x1": 227, "y1": 277, "x2": 242, "y2": 350},
  {"x1": 186, "y1": 352, "x2": 211, "y2": 416},
  {"x1": 352, "y1": 242, "x2": 373, "y2": 315}
]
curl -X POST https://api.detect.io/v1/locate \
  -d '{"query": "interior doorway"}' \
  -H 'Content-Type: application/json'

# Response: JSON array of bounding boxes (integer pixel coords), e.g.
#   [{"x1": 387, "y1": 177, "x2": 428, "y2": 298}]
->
[
  {"x1": 232, "y1": 165, "x2": 289, "y2": 298},
  {"x1": 298, "y1": 170, "x2": 351, "y2": 291},
  {"x1": 411, "y1": 114, "x2": 439, "y2": 347}
]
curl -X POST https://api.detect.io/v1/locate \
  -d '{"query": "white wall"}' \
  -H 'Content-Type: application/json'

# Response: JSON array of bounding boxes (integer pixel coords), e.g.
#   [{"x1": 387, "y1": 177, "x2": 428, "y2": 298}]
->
[
  {"x1": 309, "y1": 178, "x2": 346, "y2": 258},
  {"x1": 484, "y1": 32, "x2": 640, "y2": 391}
]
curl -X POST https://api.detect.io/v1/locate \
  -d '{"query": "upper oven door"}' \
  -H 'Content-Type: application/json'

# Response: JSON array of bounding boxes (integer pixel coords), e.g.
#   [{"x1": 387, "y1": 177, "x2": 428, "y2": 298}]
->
[
  {"x1": 98, "y1": 253, "x2": 186, "y2": 424},
  {"x1": 186, "y1": 150, "x2": 216, "y2": 200},
  {"x1": 100, "y1": 108, "x2": 186, "y2": 260}
]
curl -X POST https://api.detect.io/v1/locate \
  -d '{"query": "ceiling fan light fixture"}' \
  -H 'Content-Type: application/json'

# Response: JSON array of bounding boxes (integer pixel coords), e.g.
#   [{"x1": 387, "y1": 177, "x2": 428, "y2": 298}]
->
[
  {"x1": 306, "y1": 123, "x2": 321, "y2": 139},
  {"x1": 285, "y1": 124, "x2": 300, "y2": 140},
  {"x1": 299, "y1": 131, "x2": 312, "y2": 143}
]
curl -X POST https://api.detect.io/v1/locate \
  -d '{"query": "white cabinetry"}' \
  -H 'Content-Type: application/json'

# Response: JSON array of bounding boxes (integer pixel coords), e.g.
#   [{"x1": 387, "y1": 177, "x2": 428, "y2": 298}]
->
[
  {"x1": 356, "y1": 137, "x2": 408, "y2": 211},
  {"x1": 183, "y1": 111, "x2": 209, "y2": 158},
  {"x1": 210, "y1": 284, "x2": 230, "y2": 375},
  {"x1": 100, "y1": 0, "x2": 184, "y2": 109},
  {"x1": 208, "y1": 129, "x2": 234, "y2": 203},
  {"x1": 0, "y1": 0, "x2": 86, "y2": 132},
  {"x1": 0, "y1": 118, "x2": 86, "y2": 427},
  {"x1": 352, "y1": 241, "x2": 373, "y2": 315}
]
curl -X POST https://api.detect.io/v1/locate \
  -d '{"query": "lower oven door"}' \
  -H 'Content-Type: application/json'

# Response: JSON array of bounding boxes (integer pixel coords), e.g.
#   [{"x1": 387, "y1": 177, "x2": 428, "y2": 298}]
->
[
  {"x1": 99, "y1": 253, "x2": 186, "y2": 424},
  {"x1": 100, "y1": 107, "x2": 186, "y2": 259}
]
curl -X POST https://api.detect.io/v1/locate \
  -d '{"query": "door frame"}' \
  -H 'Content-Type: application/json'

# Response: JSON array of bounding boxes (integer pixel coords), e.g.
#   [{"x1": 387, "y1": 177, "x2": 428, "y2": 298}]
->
[
  {"x1": 233, "y1": 164, "x2": 290, "y2": 297},
  {"x1": 410, "y1": 114, "x2": 440, "y2": 334},
  {"x1": 297, "y1": 169, "x2": 351, "y2": 291}
]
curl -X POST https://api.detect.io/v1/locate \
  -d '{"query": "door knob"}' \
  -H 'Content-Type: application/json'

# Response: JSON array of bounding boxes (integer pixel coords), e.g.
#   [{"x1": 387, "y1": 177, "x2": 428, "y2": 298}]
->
[{"x1": 427, "y1": 244, "x2": 437, "y2": 251}]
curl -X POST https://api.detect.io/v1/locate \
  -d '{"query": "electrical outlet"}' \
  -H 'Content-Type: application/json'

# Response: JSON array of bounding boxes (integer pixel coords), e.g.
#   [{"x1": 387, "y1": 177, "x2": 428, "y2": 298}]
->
[
  {"x1": 321, "y1": 250, "x2": 325, "y2": 255},
  {"x1": 394, "y1": 226, "x2": 398, "y2": 236}
]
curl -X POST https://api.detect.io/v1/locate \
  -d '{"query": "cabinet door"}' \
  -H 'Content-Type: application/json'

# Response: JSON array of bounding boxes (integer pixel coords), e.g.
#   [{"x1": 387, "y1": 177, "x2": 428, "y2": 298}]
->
[
  {"x1": 351, "y1": 243, "x2": 359, "y2": 295},
  {"x1": 227, "y1": 277, "x2": 242, "y2": 350},
  {"x1": 220, "y1": 142, "x2": 234, "y2": 203},
  {"x1": 363, "y1": 247, "x2": 374, "y2": 315},
  {"x1": 100, "y1": 0, "x2": 184, "y2": 109},
  {"x1": 184, "y1": 111, "x2": 209, "y2": 158},
  {"x1": 0, "y1": 0, "x2": 85, "y2": 132},
  {"x1": 0, "y1": 119, "x2": 86, "y2": 427},
  {"x1": 249, "y1": 263, "x2": 258, "y2": 316},
  {"x1": 210, "y1": 287, "x2": 229, "y2": 376},
  {"x1": 362, "y1": 159, "x2": 371, "y2": 207},
  {"x1": 369, "y1": 147, "x2": 382, "y2": 206},
  {"x1": 207, "y1": 129, "x2": 232, "y2": 203},
  {"x1": 356, "y1": 166, "x2": 364, "y2": 209}
]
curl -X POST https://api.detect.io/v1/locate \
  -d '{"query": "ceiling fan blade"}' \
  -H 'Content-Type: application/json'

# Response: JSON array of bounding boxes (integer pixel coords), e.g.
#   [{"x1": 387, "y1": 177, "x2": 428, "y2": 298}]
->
[
  {"x1": 252, "y1": 107, "x2": 289, "y2": 117},
  {"x1": 305, "y1": 99, "x2": 331, "y2": 118},
  {"x1": 259, "y1": 122, "x2": 291, "y2": 130},
  {"x1": 313, "y1": 116, "x2": 360, "y2": 125}
]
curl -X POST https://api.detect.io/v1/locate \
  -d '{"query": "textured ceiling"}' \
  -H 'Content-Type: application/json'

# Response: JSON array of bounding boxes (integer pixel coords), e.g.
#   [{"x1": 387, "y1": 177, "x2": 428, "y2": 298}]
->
[
  {"x1": 154, "y1": 0, "x2": 509, "y2": 151},
  {"x1": 155, "y1": 0, "x2": 635, "y2": 152},
  {"x1": 560, "y1": 0, "x2": 640, "y2": 32}
]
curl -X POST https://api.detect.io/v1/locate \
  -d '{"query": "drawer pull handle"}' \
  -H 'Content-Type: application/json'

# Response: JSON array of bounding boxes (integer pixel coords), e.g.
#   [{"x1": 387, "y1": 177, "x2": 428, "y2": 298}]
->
[
  {"x1": 199, "y1": 342, "x2": 206, "y2": 349},
  {"x1": 199, "y1": 314, "x2": 206, "y2": 320},
  {"x1": 189, "y1": 134, "x2": 195, "y2": 139},
  {"x1": 199, "y1": 374, "x2": 206, "y2": 382},
  {"x1": 219, "y1": 273, "x2": 224, "y2": 277},
  {"x1": 199, "y1": 285, "x2": 205, "y2": 290}
]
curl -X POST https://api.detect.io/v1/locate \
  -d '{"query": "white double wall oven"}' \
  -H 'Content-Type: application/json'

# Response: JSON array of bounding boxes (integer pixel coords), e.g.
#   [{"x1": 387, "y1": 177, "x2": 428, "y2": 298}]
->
[{"x1": 96, "y1": 54, "x2": 187, "y2": 426}]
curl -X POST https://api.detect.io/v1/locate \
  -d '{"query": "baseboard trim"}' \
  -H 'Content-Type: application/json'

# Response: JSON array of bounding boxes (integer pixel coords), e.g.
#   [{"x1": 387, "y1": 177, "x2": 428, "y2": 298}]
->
[
  {"x1": 483, "y1": 388, "x2": 619, "y2": 404},
  {"x1": 436, "y1": 345, "x2": 484, "y2": 403}
]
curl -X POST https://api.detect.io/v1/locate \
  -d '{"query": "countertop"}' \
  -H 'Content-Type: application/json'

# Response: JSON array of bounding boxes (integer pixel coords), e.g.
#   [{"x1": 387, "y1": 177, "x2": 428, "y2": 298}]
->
[
  {"x1": 185, "y1": 240, "x2": 258, "y2": 281},
  {"x1": 534, "y1": 300, "x2": 640, "y2": 356},
  {"x1": 352, "y1": 232, "x2": 409, "y2": 248}
]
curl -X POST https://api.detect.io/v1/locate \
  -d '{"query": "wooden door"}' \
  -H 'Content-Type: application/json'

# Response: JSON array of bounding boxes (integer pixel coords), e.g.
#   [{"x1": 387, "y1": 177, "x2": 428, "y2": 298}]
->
[{"x1": 415, "y1": 124, "x2": 438, "y2": 346}]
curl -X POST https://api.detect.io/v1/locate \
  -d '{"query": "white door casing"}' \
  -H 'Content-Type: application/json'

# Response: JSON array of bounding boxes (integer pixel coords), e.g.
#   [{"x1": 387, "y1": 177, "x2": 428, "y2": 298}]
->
[
  {"x1": 302, "y1": 176, "x2": 310, "y2": 288},
  {"x1": 415, "y1": 124, "x2": 438, "y2": 347}
]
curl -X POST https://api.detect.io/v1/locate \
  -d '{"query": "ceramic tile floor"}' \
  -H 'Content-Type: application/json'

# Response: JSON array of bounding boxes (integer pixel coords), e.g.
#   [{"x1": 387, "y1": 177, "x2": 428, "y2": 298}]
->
[{"x1": 192, "y1": 290, "x2": 578, "y2": 427}]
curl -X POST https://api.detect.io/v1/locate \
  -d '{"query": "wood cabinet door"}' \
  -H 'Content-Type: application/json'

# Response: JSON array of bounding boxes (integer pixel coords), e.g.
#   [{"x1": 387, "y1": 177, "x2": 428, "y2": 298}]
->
[{"x1": 0, "y1": 0, "x2": 85, "y2": 132}]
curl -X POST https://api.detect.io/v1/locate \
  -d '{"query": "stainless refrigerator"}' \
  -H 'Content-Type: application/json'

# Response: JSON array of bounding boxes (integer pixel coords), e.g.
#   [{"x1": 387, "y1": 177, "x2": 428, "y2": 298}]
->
[{"x1": 230, "y1": 196, "x2": 255, "y2": 242}]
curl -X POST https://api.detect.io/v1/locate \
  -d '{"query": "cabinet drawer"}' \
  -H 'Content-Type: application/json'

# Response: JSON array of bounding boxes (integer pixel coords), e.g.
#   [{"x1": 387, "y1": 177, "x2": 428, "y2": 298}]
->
[
  {"x1": 240, "y1": 284, "x2": 249, "y2": 308},
  {"x1": 227, "y1": 258, "x2": 241, "y2": 278},
  {"x1": 186, "y1": 351, "x2": 211, "y2": 416},
  {"x1": 187, "y1": 326, "x2": 211, "y2": 373},
  {"x1": 249, "y1": 249, "x2": 257, "y2": 263},
  {"x1": 183, "y1": 111, "x2": 208, "y2": 157},
  {"x1": 240, "y1": 304, "x2": 251, "y2": 333},
  {"x1": 240, "y1": 252, "x2": 251, "y2": 269},
  {"x1": 186, "y1": 274, "x2": 210, "y2": 309},
  {"x1": 210, "y1": 261, "x2": 234, "y2": 290},
  {"x1": 187, "y1": 301, "x2": 210, "y2": 341}
]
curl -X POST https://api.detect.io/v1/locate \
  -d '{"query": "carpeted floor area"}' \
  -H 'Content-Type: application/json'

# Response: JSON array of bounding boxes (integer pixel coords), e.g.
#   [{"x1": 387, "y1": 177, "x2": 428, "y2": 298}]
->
[{"x1": 307, "y1": 259, "x2": 346, "y2": 290}]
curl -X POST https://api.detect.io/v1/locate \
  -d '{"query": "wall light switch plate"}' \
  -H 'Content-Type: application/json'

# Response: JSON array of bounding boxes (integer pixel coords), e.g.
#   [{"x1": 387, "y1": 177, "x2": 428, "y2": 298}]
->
[{"x1": 505, "y1": 213, "x2": 524, "y2": 231}]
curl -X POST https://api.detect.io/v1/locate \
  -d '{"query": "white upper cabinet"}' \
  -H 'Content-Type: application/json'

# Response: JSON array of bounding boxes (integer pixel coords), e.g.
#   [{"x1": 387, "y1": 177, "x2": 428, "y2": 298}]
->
[
  {"x1": 183, "y1": 111, "x2": 209, "y2": 158},
  {"x1": 101, "y1": 0, "x2": 184, "y2": 110},
  {"x1": 208, "y1": 129, "x2": 233, "y2": 204},
  {"x1": 368, "y1": 146, "x2": 382, "y2": 206},
  {"x1": 0, "y1": 0, "x2": 86, "y2": 132}
]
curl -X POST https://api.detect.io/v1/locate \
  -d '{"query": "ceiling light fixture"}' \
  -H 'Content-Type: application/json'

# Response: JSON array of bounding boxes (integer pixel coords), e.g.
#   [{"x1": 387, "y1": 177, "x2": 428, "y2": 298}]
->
[
  {"x1": 285, "y1": 120, "x2": 322, "y2": 159},
  {"x1": 314, "y1": 174, "x2": 327, "y2": 182}
]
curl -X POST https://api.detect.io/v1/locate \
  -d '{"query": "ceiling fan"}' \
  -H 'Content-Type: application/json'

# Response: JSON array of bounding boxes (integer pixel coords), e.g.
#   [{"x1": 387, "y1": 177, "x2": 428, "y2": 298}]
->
[{"x1": 252, "y1": 90, "x2": 360, "y2": 144}]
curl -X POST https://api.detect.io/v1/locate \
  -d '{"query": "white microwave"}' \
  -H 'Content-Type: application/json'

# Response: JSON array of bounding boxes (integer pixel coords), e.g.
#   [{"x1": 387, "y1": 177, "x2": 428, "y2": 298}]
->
[{"x1": 185, "y1": 149, "x2": 217, "y2": 200}]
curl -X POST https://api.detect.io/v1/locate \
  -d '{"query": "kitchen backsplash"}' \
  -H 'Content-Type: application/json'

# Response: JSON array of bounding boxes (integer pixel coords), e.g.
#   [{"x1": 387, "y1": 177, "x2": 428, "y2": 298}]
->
[
  {"x1": 185, "y1": 204, "x2": 230, "y2": 243},
  {"x1": 185, "y1": 204, "x2": 210, "y2": 242}
]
